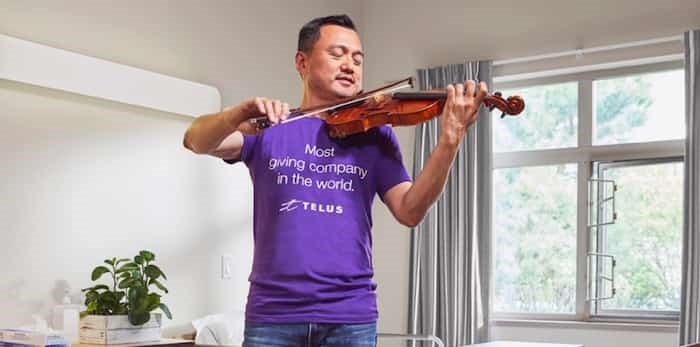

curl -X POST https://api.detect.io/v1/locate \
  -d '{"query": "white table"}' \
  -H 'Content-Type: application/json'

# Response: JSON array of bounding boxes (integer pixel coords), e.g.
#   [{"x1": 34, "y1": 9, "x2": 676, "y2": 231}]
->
[{"x1": 465, "y1": 341, "x2": 583, "y2": 347}]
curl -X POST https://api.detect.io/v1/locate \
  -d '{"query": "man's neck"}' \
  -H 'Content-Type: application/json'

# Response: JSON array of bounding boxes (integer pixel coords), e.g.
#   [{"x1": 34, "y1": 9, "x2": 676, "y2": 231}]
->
[{"x1": 299, "y1": 91, "x2": 336, "y2": 110}]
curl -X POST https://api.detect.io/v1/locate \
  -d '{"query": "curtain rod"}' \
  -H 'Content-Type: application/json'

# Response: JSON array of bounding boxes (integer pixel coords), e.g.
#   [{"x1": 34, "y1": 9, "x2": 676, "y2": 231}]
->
[{"x1": 492, "y1": 35, "x2": 683, "y2": 66}]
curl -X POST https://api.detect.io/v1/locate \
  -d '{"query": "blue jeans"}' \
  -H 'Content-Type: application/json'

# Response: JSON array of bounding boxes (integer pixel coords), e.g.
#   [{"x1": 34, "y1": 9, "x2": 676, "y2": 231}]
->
[{"x1": 242, "y1": 321, "x2": 377, "y2": 347}]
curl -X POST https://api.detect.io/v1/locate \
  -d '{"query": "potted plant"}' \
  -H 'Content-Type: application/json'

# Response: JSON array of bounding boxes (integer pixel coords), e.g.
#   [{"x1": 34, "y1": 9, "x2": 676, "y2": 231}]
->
[{"x1": 79, "y1": 250, "x2": 172, "y2": 344}]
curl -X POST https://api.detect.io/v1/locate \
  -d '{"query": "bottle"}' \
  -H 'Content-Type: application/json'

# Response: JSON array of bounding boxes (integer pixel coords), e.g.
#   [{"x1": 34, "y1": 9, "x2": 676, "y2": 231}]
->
[{"x1": 51, "y1": 289, "x2": 81, "y2": 344}]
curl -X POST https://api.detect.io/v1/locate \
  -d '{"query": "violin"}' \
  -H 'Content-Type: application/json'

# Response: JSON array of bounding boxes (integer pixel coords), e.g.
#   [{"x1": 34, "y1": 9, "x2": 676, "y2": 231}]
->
[{"x1": 249, "y1": 77, "x2": 524, "y2": 138}]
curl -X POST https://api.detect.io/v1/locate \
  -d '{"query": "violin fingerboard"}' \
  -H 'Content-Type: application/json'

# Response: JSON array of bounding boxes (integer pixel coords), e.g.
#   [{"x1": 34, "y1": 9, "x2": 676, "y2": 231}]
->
[{"x1": 392, "y1": 92, "x2": 446, "y2": 100}]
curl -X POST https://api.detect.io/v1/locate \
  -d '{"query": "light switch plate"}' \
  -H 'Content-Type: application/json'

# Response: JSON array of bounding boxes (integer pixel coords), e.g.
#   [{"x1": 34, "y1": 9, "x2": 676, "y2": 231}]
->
[{"x1": 221, "y1": 254, "x2": 233, "y2": 280}]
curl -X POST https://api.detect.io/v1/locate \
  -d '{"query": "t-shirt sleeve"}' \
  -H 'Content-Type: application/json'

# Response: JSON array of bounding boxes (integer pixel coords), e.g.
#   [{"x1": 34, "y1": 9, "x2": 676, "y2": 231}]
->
[
  {"x1": 223, "y1": 133, "x2": 258, "y2": 166},
  {"x1": 375, "y1": 127, "x2": 412, "y2": 199}
]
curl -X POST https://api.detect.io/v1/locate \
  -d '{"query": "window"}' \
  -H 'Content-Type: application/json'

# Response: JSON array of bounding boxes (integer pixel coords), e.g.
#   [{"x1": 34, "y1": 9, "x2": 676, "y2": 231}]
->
[
  {"x1": 491, "y1": 62, "x2": 685, "y2": 322},
  {"x1": 590, "y1": 159, "x2": 683, "y2": 318},
  {"x1": 594, "y1": 69, "x2": 685, "y2": 145},
  {"x1": 493, "y1": 164, "x2": 577, "y2": 314},
  {"x1": 493, "y1": 82, "x2": 578, "y2": 152}
]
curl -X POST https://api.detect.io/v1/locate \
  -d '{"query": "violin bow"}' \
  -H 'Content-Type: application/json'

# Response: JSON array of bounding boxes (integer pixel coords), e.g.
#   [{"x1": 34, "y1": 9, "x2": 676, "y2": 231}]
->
[{"x1": 248, "y1": 77, "x2": 415, "y2": 129}]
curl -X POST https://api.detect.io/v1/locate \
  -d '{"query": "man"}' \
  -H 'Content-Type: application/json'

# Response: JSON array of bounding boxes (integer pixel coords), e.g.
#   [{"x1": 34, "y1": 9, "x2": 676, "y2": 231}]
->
[{"x1": 183, "y1": 14, "x2": 486, "y2": 347}]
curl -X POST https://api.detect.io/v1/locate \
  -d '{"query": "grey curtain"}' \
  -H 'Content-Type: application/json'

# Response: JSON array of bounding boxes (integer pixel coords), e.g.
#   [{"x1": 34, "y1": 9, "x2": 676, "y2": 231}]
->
[
  {"x1": 681, "y1": 29, "x2": 700, "y2": 346},
  {"x1": 408, "y1": 61, "x2": 492, "y2": 347}
]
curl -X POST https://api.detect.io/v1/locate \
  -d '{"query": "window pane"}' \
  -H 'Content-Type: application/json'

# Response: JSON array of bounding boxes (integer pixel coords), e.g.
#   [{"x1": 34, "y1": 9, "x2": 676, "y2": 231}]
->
[
  {"x1": 594, "y1": 70, "x2": 685, "y2": 145},
  {"x1": 493, "y1": 82, "x2": 577, "y2": 152},
  {"x1": 600, "y1": 161, "x2": 683, "y2": 311},
  {"x1": 493, "y1": 164, "x2": 577, "y2": 313}
]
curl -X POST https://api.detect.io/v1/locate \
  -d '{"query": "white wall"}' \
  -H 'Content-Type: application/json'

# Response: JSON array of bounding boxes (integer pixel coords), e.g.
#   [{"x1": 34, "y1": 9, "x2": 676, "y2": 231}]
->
[
  {"x1": 0, "y1": 0, "x2": 362, "y2": 334},
  {"x1": 0, "y1": 78, "x2": 252, "y2": 330},
  {"x1": 2, "y1": 1, "x2": 700, "y2": 346}
]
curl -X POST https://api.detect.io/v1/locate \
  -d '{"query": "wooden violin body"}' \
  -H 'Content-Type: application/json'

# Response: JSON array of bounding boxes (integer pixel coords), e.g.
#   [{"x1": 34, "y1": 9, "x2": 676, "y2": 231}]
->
[
  {"x1": 249, "y1": 77, "x2": 525, "y2": 138},
  {"x1": 324, "y1": 89, "x2": 525, "y2": 138}
]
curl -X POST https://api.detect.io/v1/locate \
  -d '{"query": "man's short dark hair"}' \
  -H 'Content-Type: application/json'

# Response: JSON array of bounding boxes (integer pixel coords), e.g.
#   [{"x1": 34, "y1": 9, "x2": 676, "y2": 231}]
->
[{"x1": 298, "y1": 14, "x2": 357, "y2": 54}]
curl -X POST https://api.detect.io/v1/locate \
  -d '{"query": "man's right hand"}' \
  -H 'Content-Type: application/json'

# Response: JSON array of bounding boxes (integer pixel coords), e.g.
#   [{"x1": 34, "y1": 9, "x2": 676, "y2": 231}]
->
[
  {"x1": 246, "y1": 97, "x2": 291, "y2": 124},
  {"x1": 184, "y1": 97, "x2": 290, "y2": 157},
  {"x1": 227, "y1": 97, "x2": 291, "y2": 135}
]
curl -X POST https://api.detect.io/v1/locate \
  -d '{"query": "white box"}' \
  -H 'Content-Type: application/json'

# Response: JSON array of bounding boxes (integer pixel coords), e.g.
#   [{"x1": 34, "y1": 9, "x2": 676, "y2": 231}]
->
[
  {"x1": 0, "y1": 329, "x2": 68, "y2": 347},
  {"x1": 79, "y1": 314, "x2": 162, "y2": 330},
  {"x1": 78, "y1": 326, "x2": 161, "y2": 345}
]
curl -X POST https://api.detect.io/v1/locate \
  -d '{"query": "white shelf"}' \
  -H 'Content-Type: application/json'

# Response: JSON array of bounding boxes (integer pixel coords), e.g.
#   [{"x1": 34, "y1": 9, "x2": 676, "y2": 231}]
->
[{"x1": 0, "y1": 33, "x2": 221, "y2": 117}]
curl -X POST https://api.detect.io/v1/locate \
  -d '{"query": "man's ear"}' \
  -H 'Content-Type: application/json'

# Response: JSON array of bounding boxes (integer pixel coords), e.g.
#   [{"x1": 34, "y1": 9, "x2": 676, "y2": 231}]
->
[{"x1": 295, "y1": 51, "x2": 307, "y2": 79}]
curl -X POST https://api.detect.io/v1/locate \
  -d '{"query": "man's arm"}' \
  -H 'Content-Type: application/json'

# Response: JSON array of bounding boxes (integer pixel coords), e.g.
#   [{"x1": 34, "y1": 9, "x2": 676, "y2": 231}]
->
[
  {"x1": 382, "y1": 81, "x2": 487, "y2": 227},
  {"x1": 183, "y1": 97, "x2": 289, "y2": 159}
]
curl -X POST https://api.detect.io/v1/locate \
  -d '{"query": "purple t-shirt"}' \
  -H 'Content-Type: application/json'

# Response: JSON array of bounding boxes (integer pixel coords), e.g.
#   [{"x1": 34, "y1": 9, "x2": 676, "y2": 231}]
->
[{"x1": 226, "y1": 116, "x2": 412, "y2": 324}]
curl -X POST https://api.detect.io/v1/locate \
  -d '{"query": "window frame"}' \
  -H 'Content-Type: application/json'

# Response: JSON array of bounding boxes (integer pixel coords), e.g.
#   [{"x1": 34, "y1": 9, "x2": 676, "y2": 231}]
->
[
  {"x1": 490, "y1": 60, "x2": 685, "y2": 323},
  {"x1": 589, "y1": 157, "x2": 683, "y2": 322}
]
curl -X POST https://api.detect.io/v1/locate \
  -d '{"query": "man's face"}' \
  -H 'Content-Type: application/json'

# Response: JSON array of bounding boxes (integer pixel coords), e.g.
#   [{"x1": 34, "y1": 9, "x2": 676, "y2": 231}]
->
[{"x1": 298, "y1": 24, "x2": 364, "y2": 101}]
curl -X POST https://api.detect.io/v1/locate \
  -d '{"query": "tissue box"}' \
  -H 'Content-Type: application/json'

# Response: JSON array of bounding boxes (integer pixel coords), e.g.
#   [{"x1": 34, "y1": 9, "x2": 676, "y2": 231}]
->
[{"x1": 0, "y1": 329, "x2": 68, "y2": 347}]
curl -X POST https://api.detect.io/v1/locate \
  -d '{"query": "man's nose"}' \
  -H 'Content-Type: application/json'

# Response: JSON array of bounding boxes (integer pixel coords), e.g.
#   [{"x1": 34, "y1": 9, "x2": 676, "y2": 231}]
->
[{"x1": 340, "y1": 59, "x2": 354, "y2": 73}]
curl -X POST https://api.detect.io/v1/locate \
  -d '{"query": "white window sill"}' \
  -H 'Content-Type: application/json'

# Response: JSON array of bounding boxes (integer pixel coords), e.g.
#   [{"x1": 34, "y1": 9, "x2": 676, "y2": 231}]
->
[{"x1": 490, "y1": 319, "x2": 679, "y2": 333}]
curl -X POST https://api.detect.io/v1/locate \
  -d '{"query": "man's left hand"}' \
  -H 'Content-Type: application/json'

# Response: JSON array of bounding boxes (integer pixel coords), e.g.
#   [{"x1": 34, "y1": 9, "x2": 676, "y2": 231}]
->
[{"x1": 438, "y1": 80, "x2": 488, "y2": 146}]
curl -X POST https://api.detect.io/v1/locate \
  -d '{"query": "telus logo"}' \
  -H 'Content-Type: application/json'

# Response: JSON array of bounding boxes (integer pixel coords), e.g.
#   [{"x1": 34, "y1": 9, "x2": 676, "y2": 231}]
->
[{"x1": 279, "y1": 199, "x2": 344, "y2": 214}]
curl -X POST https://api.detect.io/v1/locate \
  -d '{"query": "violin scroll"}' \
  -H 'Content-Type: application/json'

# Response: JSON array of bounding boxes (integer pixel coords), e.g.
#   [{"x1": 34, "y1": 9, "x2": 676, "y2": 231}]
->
[{"x1": 484, "y1": 91, "x2": 525, "y2": 118}]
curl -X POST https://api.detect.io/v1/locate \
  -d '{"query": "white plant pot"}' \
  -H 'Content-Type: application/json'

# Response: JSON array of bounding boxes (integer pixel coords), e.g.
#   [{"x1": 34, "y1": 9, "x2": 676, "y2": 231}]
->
[{"x1": 79, "y1": 313, "x2": 162, "y2": 345}]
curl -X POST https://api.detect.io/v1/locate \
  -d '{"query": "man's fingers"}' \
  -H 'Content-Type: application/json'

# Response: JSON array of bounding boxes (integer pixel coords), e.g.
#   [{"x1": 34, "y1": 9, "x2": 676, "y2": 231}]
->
[
  {"x1": 475, "y1": 81, "x2": 488, "y2": 104},
  {"x1": 465, "y1": 80, "x2": 476, "y2": 98},
  {"x1": 282, "y1": 102, "x2": 290, "y2": 121},
  {"x1": 446, "y1": 84, "x2": 456, "y2": 104},
  {"x1": 272, "y1": 100, "x2": 282, "y2": 120},
  {"x1": 254, "y1": 97, "x2": 266, "y2": 115},
  {"x1": 263, "y1": 99, "x2": 278, "y2": 124},
  {"x1": 454, "y1": 83, "x2": 464, "y2": 103},
  {"x1": 247, "y1": 97, "x2": 291, "y2": 125}
]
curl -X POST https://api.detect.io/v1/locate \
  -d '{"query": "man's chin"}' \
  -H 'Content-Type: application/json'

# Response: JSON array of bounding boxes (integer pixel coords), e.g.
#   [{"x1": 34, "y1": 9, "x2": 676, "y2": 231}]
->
[{"x1": 333, "y1": 87, "x2": 360, "y2": 98}]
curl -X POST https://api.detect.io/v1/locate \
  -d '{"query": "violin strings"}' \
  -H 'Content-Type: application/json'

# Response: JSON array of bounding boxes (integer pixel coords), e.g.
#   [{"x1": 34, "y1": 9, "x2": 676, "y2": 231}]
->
[{"x1": 276, "y1": 82, "x2": 413, "y2": 125}]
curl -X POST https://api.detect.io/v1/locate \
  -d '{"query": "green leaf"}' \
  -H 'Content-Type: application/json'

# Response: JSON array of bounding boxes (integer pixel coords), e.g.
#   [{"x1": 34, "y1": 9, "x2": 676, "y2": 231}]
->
[
  {"x1": 128, "y1": 309, "x2": 150, "y2": 326},
  {"x1": 104, "y1": 258, "x2": 115, "y2": 266},
  {"x1": 118, "y1": 278, "x2": 138, "y2": 289},
  {"x1": 82, "y1": 285, "x2": 101, "y2": 292},
  {"x1": 150, "y1": 279, "x2": 169, "y2": 293},
  {"x1": 139, "y1": 250, "x2": 155, "y2": 262},
  {"x1": 91, "y1": 266, "x2": 110, "y2": 281},
  {"x1": 130, "y1": 270, "x2": 142, "y2": 280},
  {"x1": 115, "y1": 291, "x2": 126, "y2": 302},
  {"x1": 145, "y1": 293, "x2": 161, "y2": 311},
  {"x1": 99, "y1": 291, "x2": 118, "y2": 305},
  {"x1": 115, "y1": 258, "x2": 131, "y2": 265},
  {"x1": 114, "y1": 303, "x2": 128, "y2": 315},
  {"x1": 134, "y1": 255, "x2": 144, "y2": 265},
  {"x1": 116, "y1": 263, "x2": 139, "y2": 273},
  {"x1": 85, "y1": 284, "x2": 110, "y2": 292},
  {"x1": 144, "y1": 264, "x2": 167, "y2": 281},
  {"x1": 128, "y1": 285, "x2": 146, "y2": 303},
  {"x1": 84, "y1": 290, "x2": 98, "y2": 305},
  {"x1": 159, "y1": 303, "x2": 173, "y2": 319}
]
